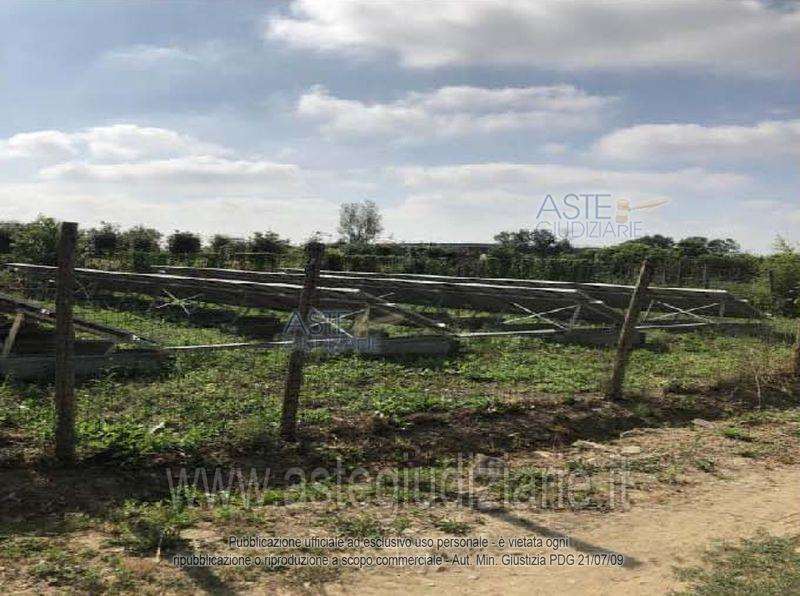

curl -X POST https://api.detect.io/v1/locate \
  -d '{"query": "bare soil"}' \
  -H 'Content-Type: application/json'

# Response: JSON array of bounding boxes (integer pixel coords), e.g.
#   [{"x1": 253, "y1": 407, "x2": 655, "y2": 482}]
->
[{"x1": 329, "y1": 464, "x2": 800, "y2": 595}]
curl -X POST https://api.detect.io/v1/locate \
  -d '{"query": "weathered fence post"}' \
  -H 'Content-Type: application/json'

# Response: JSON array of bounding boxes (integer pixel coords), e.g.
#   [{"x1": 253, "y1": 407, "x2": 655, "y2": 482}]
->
[
  {"x1": 54, "y1": 221, "x2": 78, "y2": 464},
  {"x1": 280, "y1": 241, "x2": 325, "y2": 442},
  {"x1": 607, "y1": 259, "x2": 654, "y2": 400},
  {"x1": 767, "y1": 269, "x2": 776, "y2": 308},
  {"x1": 792, "y1": 318, "x2": 800, "y2": 379}
]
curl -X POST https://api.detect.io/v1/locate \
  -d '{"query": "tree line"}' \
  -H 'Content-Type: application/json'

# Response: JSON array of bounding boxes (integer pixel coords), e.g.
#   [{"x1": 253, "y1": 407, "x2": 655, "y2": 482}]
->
[
  {"x1": 0, "y1": 216, "x2": 293, "y2": 264},
  {"x1": 0, "y1": 207, "x2": 797, "y2": 315}
]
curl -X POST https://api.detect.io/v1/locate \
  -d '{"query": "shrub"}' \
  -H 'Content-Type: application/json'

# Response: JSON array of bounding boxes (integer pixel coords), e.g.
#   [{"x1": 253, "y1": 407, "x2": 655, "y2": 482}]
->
[
  {"x1": 12, "y1": 215, "x2": 60, "y2": 265},
  {"x1": 248, "y1": 231, "x2": 289, "y2": 254},
  {"x1": 167, "y1": 230, "x2": 201, "y2": 256},
  {"x1": 0, "y1": 222, "x2": 20, "y2": 253},
  {"x1": 765, "y1": 251, "x2": 800, "y2": 315},
  {"x1": 121, "y1": 225, "x2": 162, "y2": 253},
  {"x1": 111, "y1": 500, "x2": 192, "y2": 555},
  {"x1": 86, "y1": 221, "x2": 120, "y2": 256}
]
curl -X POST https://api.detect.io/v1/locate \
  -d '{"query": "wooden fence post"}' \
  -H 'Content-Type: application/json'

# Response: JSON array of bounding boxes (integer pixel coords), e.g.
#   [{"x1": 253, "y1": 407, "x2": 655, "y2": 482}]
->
[
  {"x1": 607, "y1": 259, "x2": 654, "y2": 400},
  {"x1": 54, "y1": 221, "x2": 78, "y2": 464},
  {"x1": 767, "y1": 269, "x2": 776, "y2": 308},
  {"x1": 279, "y1": 241, "x2": 325, "y2": 442},
  {"x1": 792, "y1": 318, "x2": 800, "y2": 379}
]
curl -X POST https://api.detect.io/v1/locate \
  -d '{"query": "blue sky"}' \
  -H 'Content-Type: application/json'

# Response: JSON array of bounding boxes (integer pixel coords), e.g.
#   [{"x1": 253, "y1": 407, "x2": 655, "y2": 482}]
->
[{"x1": 1, "y1": 0, "x2": 798, "y2": 252}]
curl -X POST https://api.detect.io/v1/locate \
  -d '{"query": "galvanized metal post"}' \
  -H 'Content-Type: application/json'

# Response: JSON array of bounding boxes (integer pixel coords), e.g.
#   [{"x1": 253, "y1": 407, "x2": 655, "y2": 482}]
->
[
  {"x1": 280, "y1": 241, "x2": 324, "y2": 442},
  {"x1": 607, "y1": 259, "x2": 654, "y2": 400},
  {"x1": 54, "y1": 221, "x2": 78, "y2": 464}
]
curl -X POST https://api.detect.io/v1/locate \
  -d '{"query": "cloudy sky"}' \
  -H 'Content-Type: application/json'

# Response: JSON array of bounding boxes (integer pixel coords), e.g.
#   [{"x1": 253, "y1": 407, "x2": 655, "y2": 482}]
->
[{"x1": 1, "y1": 0, "x2": 798, "y2": 252}]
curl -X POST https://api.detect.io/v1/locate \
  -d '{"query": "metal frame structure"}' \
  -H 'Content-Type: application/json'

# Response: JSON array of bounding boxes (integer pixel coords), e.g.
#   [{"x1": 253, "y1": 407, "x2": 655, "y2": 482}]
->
[
  {"x1": 0, "y1": 291, "x2": 159, "y2": 357},
  {"x1": 4, "y1": 263, "x2": 451, "y2": 336},
  {"x1": 277, "y1": 267, "x2": 762, "y2": 320},
  {"x1": 156, "y1": 265, "x2": 623, "y2": 327}
]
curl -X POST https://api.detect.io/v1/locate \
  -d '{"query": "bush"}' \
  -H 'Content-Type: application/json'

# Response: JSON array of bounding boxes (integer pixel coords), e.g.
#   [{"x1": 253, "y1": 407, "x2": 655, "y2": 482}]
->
[
  {"x1": 12, "y1": 215, "x2": 60, "y2": 265},
  {"x1": 111, "y1": 500, "x2": 192, "y2": 555},
  {"x1": 86, "y1": 221, "x2": 120, "y2": 256},
  {"x1": 248, "y1": 231, "x2": 289, "y2": 255},
  {"x1": 766, "y1": 252, "x2": 800, "y2": 315},
  {"x1": 0, "y1": 224, "x2": 16, "y2": 254},
  {"x1": 167, "y1": 230, "x2": 201, "y2": 256},
  {"x1": 322, "y1": 247, "x2": 345, "y2": 271},
  {"x1": 121, "y1": 225, "x2": 162, "y2": 253}
]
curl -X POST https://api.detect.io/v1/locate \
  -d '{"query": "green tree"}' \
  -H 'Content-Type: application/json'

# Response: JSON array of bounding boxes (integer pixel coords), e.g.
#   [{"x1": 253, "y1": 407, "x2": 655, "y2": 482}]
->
[
  {"x1": 86, "y1": 221, "x2": 121, "y2": 256},
  {"x1": 12, "y1": 215, "x2": 60, "y2": 265},
  {"x1": 248, "y1": 231, "x2": 289, "y2": 254},
  {"x1": 707, "y1": 238, "x2": 741, "y2": 255},
  {"x1": 0, "y1": 221, "x2": 21, "y2": 254},
  {"x1": 493, "y1": 228, "x2": 572, "y2": 257},
  {"x1": 167, "y1": 231, "x2": 201, "y2": 255},
  {"x1": 121, "y1": 225, "x2": 162, "y2": 253},
  {"x1": 676, "y1": 236, "x2": 709, "y2": 257},
  {"x1": 210, "y1": 234, "x2": 233, "y2": 252},
  {"x1": 631, "y1": 234, "x2": 675, "y2": 249},
  {"x1": 338, "y1": 200, "x2": 383, "y2": 244}
]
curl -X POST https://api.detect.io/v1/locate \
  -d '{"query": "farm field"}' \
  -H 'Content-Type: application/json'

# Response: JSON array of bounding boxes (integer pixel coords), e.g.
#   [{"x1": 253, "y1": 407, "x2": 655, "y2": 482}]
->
[
  {"x1": 4, "y1": 3, "x2": 800, "y2": 594},
  {"x1": 1, "y1": 300, "x2": 799, "y2": 594}
]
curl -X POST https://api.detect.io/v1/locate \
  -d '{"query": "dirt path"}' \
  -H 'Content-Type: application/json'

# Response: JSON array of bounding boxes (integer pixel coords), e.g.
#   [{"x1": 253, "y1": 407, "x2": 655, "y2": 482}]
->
[{"x1": 330, "y1": 464, "x2": 800, "y2": 595}]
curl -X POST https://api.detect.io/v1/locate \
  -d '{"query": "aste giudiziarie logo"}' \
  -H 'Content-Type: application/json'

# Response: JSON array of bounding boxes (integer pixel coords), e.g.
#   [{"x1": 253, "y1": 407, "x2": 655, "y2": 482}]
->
[
  {"x1": 535, "y1": 193, "x2": 670, "y2": 241},
  {"x1": 281, "y1": 307, "x2": 379, "y2": 354}
]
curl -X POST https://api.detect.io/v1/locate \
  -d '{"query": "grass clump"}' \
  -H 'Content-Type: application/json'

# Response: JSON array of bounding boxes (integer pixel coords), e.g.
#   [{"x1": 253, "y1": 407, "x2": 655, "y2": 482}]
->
[
  {"x1": 673, "y1": 533, "x2": 800, "y2": 595},
  {"x1": 30, "y1": 545, "x2": 104, "y2": 592},
  {"x1": 433, "y1": 518, "x2": 472, "y2": 535},
  {"x1": 720, "y1": 427, "x2": 756, "y2": 442},
  {"x1": 110, "y1": 500, "x2": 194, "y2": 555},
  {"x1": 334, "y1": 513, "x2": 386, "y2": 540},
  {"x1": 694, "y1": 458, "x2": 716, "y2": 473}
]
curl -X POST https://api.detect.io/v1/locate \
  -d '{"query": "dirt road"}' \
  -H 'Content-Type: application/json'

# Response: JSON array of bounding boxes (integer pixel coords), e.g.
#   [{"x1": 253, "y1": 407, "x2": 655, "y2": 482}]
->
[{"x1": 330, "y1": 464, "x2": 800, "y2": 595}]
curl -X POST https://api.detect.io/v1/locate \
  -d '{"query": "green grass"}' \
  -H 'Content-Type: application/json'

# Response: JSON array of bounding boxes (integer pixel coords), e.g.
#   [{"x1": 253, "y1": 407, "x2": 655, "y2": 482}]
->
[
  {"x1": 720, "y1": 427, "x2": 756, "y2": 442},
  {"x1": 673, "y1": 533, "x2": 800, "y2": 595},
  {"x1": 109, "y1": 500, "x2": 194, "y2": 555},
  {"x1": 333, "y1": 514, "x2": 386, "y2": 539},
  {"x1": 433, "y1": 518, "x2": 472, "y2": 535},
  {"x1": 1, "y1": 296, "x2": 797, "y2": 593},
  {"x1": 0, "y1": 300, "x2": 795, "y2": 466}
]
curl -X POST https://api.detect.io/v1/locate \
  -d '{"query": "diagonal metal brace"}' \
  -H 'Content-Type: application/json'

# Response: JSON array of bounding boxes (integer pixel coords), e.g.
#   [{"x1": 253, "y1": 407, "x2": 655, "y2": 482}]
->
[
  {"x1": 646, "y1": 301, "x2": 720, "y2": 323},
  {"x1": 505, "y1": 302, "x2": 575, "y2": 330}
]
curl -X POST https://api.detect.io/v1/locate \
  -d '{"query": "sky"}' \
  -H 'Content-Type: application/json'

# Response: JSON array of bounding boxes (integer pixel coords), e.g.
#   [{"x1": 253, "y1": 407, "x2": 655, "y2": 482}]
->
[{"x1": 0, "y1": 0, "x2": 798, "y2": 252}]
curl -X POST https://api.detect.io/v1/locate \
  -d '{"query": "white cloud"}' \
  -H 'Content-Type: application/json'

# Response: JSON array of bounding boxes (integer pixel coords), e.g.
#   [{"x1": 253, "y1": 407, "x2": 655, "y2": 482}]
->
[
  {"x1": 0, "y1": 124, "x2": 786, "y2": 250},
  {"x1": 2, "y1": 131, "x2": 80, "y2": 161},
  {"x1": 100, "y1": 44, "x2": 201, "y2": 69},
  {"x1": 383, "y1": 162, "x2": 768, "y2": 246},
  {"x1": 297, "y1": 84, "x2": 615, "y2": 141},
  {"x1": 0, "y1": 124, "x2": 371, "y2": 241},
  {"x1": 267, "y1": 0, "x2": 800, "y2": 75},
  {"x1": 0, "y1": 182, "x2": 338, "y2": 243},
  {"x1": 78, "y1": 124, "x2": 230, "y2": 161},
  {"x1": 98, "y1": 41, "x2": 238, "y2": 74},
  {"x1": 595, "y1": 119, "x2": 800, "y2": 164},
  {"x1": 40, "y1": 156, "x2": 301, "y2": 190},
  {"x1": 392, "y1": 163, "x2": 749, "y2": 195},
  {"x1": 0, "y1": 124, "x2": 229, "y2": 163}
]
